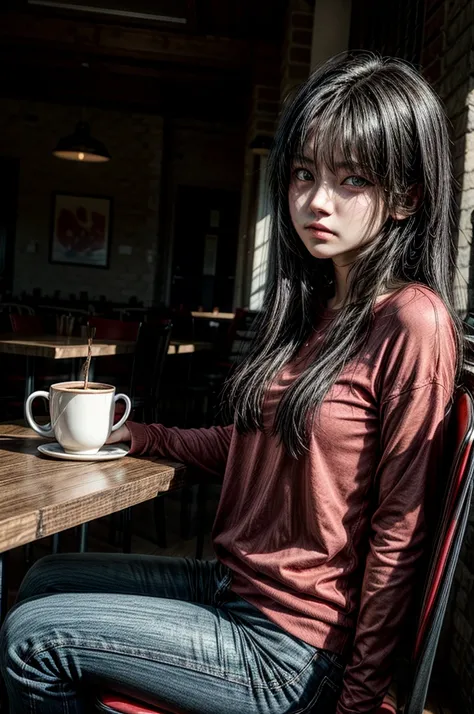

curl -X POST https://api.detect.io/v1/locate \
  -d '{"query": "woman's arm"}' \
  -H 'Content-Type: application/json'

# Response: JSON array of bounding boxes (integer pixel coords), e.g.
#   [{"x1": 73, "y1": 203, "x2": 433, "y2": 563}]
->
[
  {"x1": 335, "y1": 380, "x2": 452, "y2": 714},
  {"x1": 124, "y1": 421, "x2": 234, "y2": 478},
  {"x1": 336, "y1": 291, "x2": 458, "y2": 713}
]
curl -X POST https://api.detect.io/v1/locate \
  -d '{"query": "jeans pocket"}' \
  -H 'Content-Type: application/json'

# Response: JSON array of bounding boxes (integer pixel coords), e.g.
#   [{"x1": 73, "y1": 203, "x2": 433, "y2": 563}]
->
[
  {"x1": 300, "y1": 674, "x2": 341, "y2": 714},
  {"x1": 319, "y1": 648, "x2": 345, "y2": 674}
]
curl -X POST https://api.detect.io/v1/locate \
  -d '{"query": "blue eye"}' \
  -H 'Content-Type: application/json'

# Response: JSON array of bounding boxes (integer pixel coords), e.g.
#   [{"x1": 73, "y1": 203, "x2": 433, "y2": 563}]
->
[
  {"x1": 294, "y1": 168, "x2": 314, "y2": 182},
  {"x1": 343, "y1": 175, "x2": 371, "y2": 188}
]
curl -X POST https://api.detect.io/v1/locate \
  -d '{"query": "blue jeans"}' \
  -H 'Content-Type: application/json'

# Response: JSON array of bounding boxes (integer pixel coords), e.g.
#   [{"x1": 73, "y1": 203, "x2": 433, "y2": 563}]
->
[{"x1": 0, "y1": 553, "x2": 344, "y2": 714}]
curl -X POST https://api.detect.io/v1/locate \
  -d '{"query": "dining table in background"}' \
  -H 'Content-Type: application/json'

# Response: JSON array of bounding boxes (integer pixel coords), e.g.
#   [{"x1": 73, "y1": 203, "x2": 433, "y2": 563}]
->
[
  {"x1": 191, "y1": 311, "x2": 235, "y2": 321},
  {"x1": 0, "y1": 334, "x2": 214, "y2": 399},
  {"x1": 111, "y1": 308, "x2": 235, "y2": 322},
  {"x1": 0, "y1": 421, "x2": 186, "y2": 622}
]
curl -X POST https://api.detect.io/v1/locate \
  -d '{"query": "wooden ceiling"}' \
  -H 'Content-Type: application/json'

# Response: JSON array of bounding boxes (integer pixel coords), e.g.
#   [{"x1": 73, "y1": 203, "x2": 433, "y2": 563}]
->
[{"x1": 0, "y1": 0, "x2": 288, "y2": 120}]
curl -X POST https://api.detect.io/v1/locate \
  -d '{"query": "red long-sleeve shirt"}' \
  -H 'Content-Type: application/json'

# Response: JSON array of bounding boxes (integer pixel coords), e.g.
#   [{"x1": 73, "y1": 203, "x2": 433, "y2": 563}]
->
[{"x1": 127, "y1": 284, "x2": 457, "y2": 713}]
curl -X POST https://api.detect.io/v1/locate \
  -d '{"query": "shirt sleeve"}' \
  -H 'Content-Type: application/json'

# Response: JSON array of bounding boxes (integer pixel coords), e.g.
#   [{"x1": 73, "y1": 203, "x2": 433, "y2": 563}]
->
[
  {"x1": 335, "y1": 381, "x2": 453, "y2": 713},
  {"x1": 126, "y1": 421, "x2": 233, "y2": 478},
  {"x1": 336, "y1": 290, "x2": 458, "y2": 713}
]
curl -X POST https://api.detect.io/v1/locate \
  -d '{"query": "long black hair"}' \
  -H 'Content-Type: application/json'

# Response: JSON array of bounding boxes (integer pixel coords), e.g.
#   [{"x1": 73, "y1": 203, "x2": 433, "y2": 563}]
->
[{"x1": 225, "y1": 52, "x2": 464, "y2": 458}]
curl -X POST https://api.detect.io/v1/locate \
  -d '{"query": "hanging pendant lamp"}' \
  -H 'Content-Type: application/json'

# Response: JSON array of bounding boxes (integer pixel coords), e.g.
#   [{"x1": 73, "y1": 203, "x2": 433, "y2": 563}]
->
[{"x1": 53, "y1": 121, "x2": 111, "y2": 163}]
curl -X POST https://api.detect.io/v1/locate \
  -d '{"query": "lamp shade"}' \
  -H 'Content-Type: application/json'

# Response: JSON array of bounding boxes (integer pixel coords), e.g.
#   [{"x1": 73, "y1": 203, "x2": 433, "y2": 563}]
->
[{"x1": 53, "y1": 121, "x2": 111, "y2": 163}]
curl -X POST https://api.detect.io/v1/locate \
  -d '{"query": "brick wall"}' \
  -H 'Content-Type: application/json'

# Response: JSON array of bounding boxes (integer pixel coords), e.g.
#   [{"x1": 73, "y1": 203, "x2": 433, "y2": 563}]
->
[
  {"x1": 421, "y1": 0, "x2": 474, "y2": 710},
  {"x1": 422, "y1": 0, "x2": 474, "y2": 317},
  {"x1": 281, "y1": 0, "x2": 314, "y2": 101},
  {"x1": 0, "y1": 98, "x2": 163, "y2": 304},
  {"x1": 350, "y1": 0, "x2": 474, "y2": 708},
  {"x1": 350, "y1": 0, "x2": 425, "y2": 65}
]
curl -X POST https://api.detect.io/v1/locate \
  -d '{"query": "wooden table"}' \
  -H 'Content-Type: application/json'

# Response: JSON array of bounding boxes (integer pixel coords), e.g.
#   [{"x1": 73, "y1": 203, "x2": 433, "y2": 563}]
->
[
  {"x1": 0, "y1": 422, "x2": 186, "y2": 619},
  {"x1": 191, "y1": 312, "x2": 235, "y2": 321},
  {"x1": 0, "y1": 335, "x2": 213, "y2": 398},
  {"x1": 0, "y1": 335, "x2": 214, "y2": 359},
  {"x1": 0, "y1": 335, "x2": 136, "y2": 360},
  {"x1": 167, "y1": 339, "x2": 213, "y2": 355},
  {"x1": 111, "y1": 308, "x2": 235, "y2": 322}
]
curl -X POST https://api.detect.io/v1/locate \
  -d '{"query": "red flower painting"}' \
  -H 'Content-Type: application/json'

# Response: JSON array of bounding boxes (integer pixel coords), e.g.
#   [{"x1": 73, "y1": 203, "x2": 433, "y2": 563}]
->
[{"x1": 50, "y1": 193, "x2": 111, "y2": 267}]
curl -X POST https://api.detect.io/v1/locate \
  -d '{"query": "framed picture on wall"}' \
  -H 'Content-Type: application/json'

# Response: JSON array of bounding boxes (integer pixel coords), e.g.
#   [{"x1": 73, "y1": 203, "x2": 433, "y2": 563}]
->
[{"x1": 50, "y1": 192, "x2": 112, "y2": 268}]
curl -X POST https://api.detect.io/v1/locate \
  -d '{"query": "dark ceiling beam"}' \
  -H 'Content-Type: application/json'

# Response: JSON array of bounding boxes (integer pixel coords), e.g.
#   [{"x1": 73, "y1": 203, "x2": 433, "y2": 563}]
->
[
  {"x1": 0, "y1": 62, "x2": 251, "y2": 120},
  {"x1": 1, "y1": 45, "x2": 247, "y2": 84},
  {"x1": 0, "y1": 12, "x2": 255, "y2": 69}
]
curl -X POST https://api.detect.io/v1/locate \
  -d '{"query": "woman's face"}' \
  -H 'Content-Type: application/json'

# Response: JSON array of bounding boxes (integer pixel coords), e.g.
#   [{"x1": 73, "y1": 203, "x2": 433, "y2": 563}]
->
[{"x1": 288, "y1": 146, "x2": 386, "y2": 266}]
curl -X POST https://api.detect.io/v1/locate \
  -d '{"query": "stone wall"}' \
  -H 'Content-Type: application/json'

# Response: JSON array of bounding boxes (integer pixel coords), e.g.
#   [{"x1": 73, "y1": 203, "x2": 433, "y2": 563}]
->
[{"x1": 0, "y1": 98, "x2": 163, "y2": 304}]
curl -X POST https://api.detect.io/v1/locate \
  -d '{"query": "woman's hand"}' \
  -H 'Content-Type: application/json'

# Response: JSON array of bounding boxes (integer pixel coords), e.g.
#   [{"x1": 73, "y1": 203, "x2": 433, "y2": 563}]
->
[{"x1": 107, "y1": 424, "x2": 131, "y2": 445}]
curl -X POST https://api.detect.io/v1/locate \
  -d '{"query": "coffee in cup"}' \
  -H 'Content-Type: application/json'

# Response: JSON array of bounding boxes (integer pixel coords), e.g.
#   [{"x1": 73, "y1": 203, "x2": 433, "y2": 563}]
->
[{"x1": 25, "y1": 381, "x2": 132, "y2": 455}]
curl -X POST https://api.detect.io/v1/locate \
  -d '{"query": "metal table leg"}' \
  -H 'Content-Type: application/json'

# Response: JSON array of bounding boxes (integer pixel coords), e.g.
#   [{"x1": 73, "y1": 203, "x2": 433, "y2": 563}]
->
[
  {"x1": 24, "y1": 355, "x2": 35, "y2": 403},
  {"x1": 69, "y1": 358, "x2": 76, "y2": 382},
  {"x1": 52, "y1": 533, "x2": 60, "y2": 554},
  {"x1": 23, "y1": 355, "x2": 36, "y2": 425},
  {"x1": 78, "y1": 523, "x2": 89, "y2": 553},
  {"x1": 123, "y1": 508, "x2": 132, "y2": 554}
]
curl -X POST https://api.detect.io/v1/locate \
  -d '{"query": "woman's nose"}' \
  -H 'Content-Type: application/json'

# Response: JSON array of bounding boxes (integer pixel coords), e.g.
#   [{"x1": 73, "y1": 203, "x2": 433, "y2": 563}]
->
[{"x1": 309, "y1": 183, "x2": 334, "y2": 215}]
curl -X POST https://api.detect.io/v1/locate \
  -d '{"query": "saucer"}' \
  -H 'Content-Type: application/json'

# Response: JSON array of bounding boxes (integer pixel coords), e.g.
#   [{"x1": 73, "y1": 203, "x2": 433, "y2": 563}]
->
[{"x1": 37, "y1": 442, "x2": 129, "y2": 462}]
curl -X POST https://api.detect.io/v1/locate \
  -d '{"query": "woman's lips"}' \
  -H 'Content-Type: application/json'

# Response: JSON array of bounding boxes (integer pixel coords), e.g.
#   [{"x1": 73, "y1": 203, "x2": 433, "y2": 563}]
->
[{"x1": 306, "y1": 226, "x2": 335, "y2": 240}]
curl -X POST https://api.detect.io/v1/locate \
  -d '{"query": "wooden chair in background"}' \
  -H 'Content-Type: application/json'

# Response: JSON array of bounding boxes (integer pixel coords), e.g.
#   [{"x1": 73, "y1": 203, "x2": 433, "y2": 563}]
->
[
  {"x1": 87, "y1": 317, "x2": 141, "y2": 387},
  {"x1": 106, "y1": 321, "x2": 173, "y2": 552}
]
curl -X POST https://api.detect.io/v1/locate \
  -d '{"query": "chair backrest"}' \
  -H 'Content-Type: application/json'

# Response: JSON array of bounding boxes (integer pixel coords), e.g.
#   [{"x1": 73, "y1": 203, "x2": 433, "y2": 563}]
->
[
  {"x1": 88, "y1": 317, "x2": 140, "y2": 342},
  {"x1": 0, "y1": 303, "x2": 34, "y2": 315},
  {"x1": 169, "y1": 309, "x2": 194, "y2": 340},
  {"x1": 10, "y1": 313, "x2": 43, "y2": 334},
  {"x1": 129, "y1": 321, "x2": 173, "y2": 422},
  {"x1": 227, "y1": 309, "x2": 259, "y2": 364},
  {"x1": 402, "y1": 381, "x2": 474, "y2": 714},
  {"x1": 38, "y1": 304, "x2": 94, "y2": 317}
]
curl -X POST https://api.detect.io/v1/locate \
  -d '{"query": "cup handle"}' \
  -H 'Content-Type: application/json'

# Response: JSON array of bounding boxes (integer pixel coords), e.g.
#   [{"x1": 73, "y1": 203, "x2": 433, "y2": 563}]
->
[
  {"x1": 112, "y1": 394, "x2": 132, "y2": 431},
  {"x1": 25, "y1": 391, "x2": 55, "y2": 437}
]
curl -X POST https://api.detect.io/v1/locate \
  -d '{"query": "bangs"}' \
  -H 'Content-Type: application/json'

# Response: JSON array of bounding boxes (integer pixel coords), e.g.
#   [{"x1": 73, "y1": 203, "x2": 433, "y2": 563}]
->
[{"x1": 291, "y1": 89, "x2": 413, "y2": 200}]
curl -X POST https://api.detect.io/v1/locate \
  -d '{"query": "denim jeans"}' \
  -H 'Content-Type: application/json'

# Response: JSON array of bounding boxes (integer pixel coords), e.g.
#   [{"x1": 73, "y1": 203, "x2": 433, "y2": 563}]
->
[{"x1": 0, "y1": 553, "x2": 344, "y2": 714}]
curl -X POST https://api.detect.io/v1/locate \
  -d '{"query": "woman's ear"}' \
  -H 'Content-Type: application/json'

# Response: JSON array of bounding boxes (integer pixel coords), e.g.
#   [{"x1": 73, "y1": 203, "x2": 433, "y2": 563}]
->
[{"x1": 391, "y1": 184, "x2": 422, "y2": 220}]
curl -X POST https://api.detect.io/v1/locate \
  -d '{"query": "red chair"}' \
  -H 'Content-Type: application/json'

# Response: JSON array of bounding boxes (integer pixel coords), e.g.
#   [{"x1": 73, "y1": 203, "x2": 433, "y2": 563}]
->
[
  {"x1": 87, "y1": 317, "x2": 141, "y2": 387},
  {"x1": 5, "y1": 313, "x2": 68, "y2": 411},
  {"x1": 88, "y1": 317, "x2": 141, "y2": 342},
  {"x1": 96, "y1": 693, "x2": 165, "y2": 713},
  {"x1": 96, "y1": 380, "x2": 474, "y2": 714},
  {"x1": 9, "y1": 313, "x2": 44, "y2": 334}
]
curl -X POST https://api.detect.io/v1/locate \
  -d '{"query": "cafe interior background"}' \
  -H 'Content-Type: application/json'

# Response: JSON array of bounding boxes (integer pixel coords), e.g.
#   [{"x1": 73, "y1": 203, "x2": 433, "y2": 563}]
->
[{"x1": 1, "y1": 0, "x2": 474, "y2": 710}]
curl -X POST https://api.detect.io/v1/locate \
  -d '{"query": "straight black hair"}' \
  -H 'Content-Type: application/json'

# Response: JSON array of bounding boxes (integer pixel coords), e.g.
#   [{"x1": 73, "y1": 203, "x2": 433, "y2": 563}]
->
[{"x1": 225, "y1": 52, "x2": 464, "y2": 458}]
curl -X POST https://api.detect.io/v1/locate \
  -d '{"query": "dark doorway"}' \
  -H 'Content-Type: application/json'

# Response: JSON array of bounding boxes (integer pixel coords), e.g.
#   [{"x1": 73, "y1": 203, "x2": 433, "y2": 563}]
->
[
  {"x1": 170, "y1": 187, "x2": 241, "y2": 312},
  {"x1": 0, "y1": 157, "x2": 18, "y2": 298}
]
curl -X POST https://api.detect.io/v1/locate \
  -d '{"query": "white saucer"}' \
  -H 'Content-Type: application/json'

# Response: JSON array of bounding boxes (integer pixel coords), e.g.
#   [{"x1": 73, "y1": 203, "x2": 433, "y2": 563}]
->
[{"x1": 37, "y1": 442, "x2": 129, "y2": 462}]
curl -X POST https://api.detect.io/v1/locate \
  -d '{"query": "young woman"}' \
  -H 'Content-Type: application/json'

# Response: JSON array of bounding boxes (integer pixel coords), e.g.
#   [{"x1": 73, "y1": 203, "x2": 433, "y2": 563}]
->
[{"x1": 0, "y1": 53, "x2": 463, "y2": 714}]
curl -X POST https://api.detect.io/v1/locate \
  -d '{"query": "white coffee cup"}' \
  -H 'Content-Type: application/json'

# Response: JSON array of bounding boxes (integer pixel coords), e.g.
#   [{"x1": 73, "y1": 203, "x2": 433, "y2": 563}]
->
[{"x1": 25, "y1": 381, "x2": 132, "y2": 455}]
